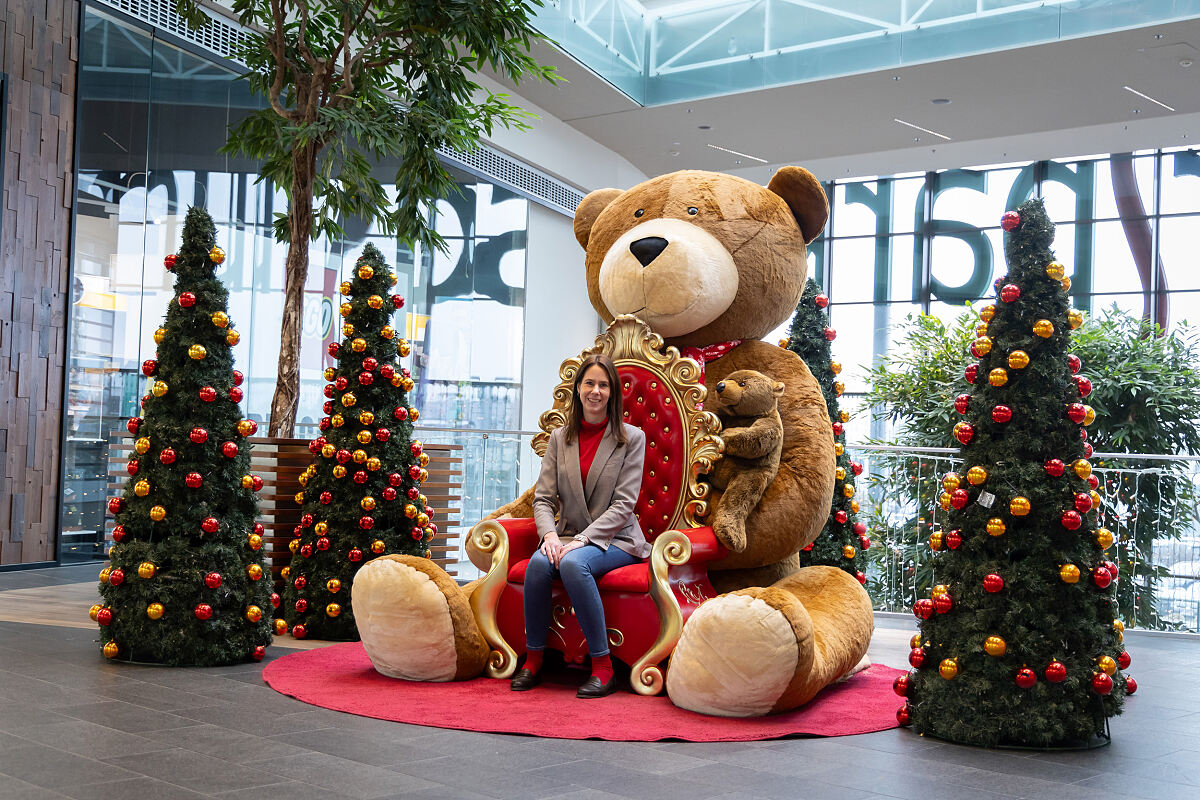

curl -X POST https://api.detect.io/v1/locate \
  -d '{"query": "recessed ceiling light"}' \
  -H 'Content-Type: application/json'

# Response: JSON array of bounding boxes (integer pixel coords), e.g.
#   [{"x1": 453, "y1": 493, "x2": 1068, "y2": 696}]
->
[
  {"x1": 1123, "y1": 85, "x2": 1175, "y2": 112},
  {"x1": 1154, "y1": 33, "x2": 1165, "y2": 39},
  {"x1": 706, "y1": 143, "x2": 767, "y2": 163},
  {"x1": 931, "y1": 98, "x2": 951, "y2": 105},
  {"x1": 698, "y1": 124, "x2": 712, "y2": 130},
  {"x1": 894, "y1": 118, "x2": 951, "y2": 140},
  {"x1": 892, "y1": 76, "x2": 901, "y2": 81}
]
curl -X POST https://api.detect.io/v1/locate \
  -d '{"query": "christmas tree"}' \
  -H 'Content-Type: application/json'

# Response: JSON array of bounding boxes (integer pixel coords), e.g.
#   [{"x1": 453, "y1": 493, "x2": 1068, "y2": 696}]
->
[
  {"x1": 280, "y1": 243, "x2": 432, "y2": 640},
  {"x1": 783, "y1": 279, "x2": 867, "y2": 582},
  {"x1": 96, "y1": 207, "x2": 273, "y2": 666},
  {"x1": 896, "y1": 199, "x2": 1133, "y2": 747}
]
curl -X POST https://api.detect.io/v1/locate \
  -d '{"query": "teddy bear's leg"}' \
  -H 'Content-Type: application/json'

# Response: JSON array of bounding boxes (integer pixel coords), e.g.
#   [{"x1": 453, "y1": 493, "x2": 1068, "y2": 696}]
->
[
  {"x1": 666, "y1": 566, "x2": 873, "y2": 716},
  {"x1": 709, "y1": 552, "x2": 799, "y2": 594},
  {"x1": 351, "y1": 554, "x2": 490, "y2": 681},
  {"x1": 711, "y1": 468, "x2": 774, "y2": 553}
]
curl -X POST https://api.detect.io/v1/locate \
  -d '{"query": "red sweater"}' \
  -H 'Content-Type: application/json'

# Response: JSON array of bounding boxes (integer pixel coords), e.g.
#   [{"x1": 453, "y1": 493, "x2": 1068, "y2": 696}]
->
[{"x1": 578, "y1": 417, "x2": 608, "y2": 485}]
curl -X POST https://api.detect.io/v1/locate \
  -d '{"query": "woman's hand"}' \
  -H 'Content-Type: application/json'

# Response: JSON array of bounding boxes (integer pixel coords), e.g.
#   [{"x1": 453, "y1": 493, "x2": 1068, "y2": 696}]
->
[
  {"x1": 554, "y1": 539, "x2": 586, "y2": 566},
  {"x1": 540, "y1": 534, "x2": 585, "y2": 567}
]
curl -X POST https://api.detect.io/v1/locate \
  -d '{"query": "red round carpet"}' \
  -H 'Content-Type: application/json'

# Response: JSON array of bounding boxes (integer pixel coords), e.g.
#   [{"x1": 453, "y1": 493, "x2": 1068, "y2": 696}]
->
[{"x1": 263, "y1": 642, "x2": 904, "y2": 741}]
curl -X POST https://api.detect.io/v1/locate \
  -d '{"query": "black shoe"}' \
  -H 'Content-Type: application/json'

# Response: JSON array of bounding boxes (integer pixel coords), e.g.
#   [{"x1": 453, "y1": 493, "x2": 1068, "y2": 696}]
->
[
  {"x1": 576, "y1": 674, "x2": 617, "y2": 698},
  {"x1": 510, "y1": 668, "x2": 541, "y2": 691}
]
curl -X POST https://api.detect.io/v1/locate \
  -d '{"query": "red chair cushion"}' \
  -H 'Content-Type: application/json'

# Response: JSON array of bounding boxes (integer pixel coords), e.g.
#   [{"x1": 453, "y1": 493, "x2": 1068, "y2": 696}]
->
[
  {"x1": 507, "y1": 558, "x2": 651, "y2": 593},
  {"x1": 619, "y1": 364, "x2": 687, "y2": 542}
]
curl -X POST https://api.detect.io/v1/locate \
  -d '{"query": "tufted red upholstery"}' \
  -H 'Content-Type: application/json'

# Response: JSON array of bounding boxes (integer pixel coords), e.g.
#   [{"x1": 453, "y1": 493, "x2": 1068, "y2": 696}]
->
[
  {"x1": 508, "y1": 558, "x2": 650, "y2": 593},
  {"x1": 619, "y1": 364, "x2": 687, "y2": 541}
]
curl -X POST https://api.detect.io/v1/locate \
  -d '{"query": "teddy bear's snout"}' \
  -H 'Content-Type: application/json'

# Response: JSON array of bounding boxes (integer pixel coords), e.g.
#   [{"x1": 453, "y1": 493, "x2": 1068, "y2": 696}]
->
[
  {"x1": 629, "y1": 236, "x2": 669, "y2": 267},
  {"x1": 715, "y1": 382, "x2": 725, "y2": 393}
]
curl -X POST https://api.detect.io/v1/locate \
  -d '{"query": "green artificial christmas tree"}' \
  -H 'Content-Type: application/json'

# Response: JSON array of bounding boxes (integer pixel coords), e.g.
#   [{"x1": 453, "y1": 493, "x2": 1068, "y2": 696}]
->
[
  {"x1": 784, "y1": 279, "x2": 867, "y2": 582},
  {"x1": 281, "y1": 243, "x2": 432, "y2": 640},
  {"x1": 97, "y1": 207, "x2": 272, "y2": 666},
  {"x1": 897, "y1": 199, "x2": 1132, "y2": 747}
]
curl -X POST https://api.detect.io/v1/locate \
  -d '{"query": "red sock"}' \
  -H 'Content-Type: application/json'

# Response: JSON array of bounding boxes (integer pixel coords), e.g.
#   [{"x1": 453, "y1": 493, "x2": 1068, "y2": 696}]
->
[
  {"x1": 523, "y1": 649, "x2": 543, "y2": 675},
  {"x1": 591, "y1": 654, "x2": 613, "y2": 684}
]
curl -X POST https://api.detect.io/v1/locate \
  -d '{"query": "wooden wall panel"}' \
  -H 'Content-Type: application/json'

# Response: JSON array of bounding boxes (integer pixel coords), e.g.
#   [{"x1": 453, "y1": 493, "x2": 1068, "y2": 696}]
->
[{"x1": 1, "y1": 0, "x2": 79, "y2": 564}]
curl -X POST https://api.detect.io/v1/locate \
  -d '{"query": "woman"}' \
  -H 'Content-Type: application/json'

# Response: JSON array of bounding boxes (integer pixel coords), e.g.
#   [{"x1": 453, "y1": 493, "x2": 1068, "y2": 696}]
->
[{"x1": 511, "y1": 353, "x2": 649, "y2": 698}]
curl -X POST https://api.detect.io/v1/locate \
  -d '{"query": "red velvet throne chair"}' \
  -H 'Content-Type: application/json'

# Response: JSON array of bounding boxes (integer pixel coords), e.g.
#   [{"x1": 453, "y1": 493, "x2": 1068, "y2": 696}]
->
[{"x1": 467, "y1": 315, "x2": 726, "y2": 695}]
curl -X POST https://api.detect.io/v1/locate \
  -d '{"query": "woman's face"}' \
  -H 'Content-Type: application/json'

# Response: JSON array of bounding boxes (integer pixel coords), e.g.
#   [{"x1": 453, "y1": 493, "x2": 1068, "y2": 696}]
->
[{"x1": 578, "y1": 364, "x2": 611, "y2": 422}]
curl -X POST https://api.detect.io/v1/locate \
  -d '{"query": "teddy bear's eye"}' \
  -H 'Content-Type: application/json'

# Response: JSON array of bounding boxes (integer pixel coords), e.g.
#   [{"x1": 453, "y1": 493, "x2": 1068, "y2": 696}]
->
[
  {"x1": 738, "y1": 381, "x2": 746, "y2": 387},
  {"x1": 634, "y1": 209, "x2": 644, "y2": 218},
  {"x1": 687, "y1": 207, "x2": 699, "y2": 215}
]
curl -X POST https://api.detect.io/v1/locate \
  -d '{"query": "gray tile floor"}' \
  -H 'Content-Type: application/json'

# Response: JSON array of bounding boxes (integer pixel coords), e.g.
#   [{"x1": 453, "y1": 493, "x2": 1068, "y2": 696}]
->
[{"x1": 1, "y1": 563, "x2": 1198, "y2": 799}]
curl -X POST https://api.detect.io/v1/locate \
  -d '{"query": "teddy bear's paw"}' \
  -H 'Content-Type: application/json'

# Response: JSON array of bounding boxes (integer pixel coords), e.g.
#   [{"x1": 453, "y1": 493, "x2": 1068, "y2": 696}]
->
[
  {"x1": 666, "y1": 592, "x2": 804, "y2": 717},
  {"x1": 351, "y1": 555, "x2": 489, "y2": 681},
  {"x1": 836, "y1": 653, "x2": 872, "y2": 683},
  {"x1": 712, "y1": 514, "x2": 748, "y2": 553}
]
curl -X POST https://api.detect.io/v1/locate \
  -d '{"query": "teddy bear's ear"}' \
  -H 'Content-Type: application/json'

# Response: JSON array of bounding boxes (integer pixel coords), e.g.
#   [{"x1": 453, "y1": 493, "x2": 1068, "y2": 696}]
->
[
  {"x1": 767, "y1": 167, "x2": 829, "y2": 245},
  {"x1": 574, "y1": 188, "x2": 624, "y2": 249},
  {"x1": 773, "y1": 381, "x2": 786, "y2": 397}
]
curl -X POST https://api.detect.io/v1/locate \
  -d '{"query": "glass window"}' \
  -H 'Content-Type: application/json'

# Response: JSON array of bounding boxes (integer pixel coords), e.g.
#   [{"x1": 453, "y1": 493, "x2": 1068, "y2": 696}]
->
[
  {"x1": 1160, "y1": 215, "x2": 1200, "y2": 292},
  {"x1": 929, "y1": 167, "x2": 1028, "y2": 231},
  {"x1": 829, "y1": 235, "x2": 920, "y2": 304},
  {"x1": 929, "y1": 228, "x2": 998, "y2": 305},
  {"x1": 1162, "y1": 150, "x2": 1200, "y2": 216},
  {"x1": 1092, "y1": 155, "x2": 1156, "y2": 220},
  {"x1": 832, "y1": 176, "x2": 925, "y2": 237},
  {"x1": 828, "y1": 302, "x2": 915, "y2": 393},
  {"x1": 1165, "y1": 291, "x2": 1200, "y2": 330}
]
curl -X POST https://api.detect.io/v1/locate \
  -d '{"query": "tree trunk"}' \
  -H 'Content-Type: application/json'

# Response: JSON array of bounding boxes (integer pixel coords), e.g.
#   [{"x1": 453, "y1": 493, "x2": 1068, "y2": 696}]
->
[{"x1": 268, "y1": 144, "x2": 317, "y2": 437}]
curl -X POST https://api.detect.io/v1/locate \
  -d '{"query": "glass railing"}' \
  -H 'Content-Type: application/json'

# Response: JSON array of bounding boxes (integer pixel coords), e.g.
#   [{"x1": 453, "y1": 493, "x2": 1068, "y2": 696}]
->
[{"x1": 534, "y1": 0, "x2": 1200, "y2": 105}]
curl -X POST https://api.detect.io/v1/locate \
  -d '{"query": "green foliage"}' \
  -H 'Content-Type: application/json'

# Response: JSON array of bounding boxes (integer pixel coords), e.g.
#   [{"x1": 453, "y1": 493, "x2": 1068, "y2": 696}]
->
[
  {"x1": 904, "y1": 199, "x2": 1125, "y2": 747},
  {"x1": 786, "y1": 279, "x2": 867, "y2": 576},
  {"x1": 100, "y1": 207, "x2": 273, "y2": 666},
  {"x1": 282, "y1": 243, "x2": 432, "y2": 640}
]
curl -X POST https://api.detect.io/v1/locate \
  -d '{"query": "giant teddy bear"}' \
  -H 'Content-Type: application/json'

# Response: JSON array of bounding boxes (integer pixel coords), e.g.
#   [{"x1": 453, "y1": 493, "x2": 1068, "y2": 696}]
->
[{"x1": 352, "y1": 168, "x2": 874, "y2": 717}]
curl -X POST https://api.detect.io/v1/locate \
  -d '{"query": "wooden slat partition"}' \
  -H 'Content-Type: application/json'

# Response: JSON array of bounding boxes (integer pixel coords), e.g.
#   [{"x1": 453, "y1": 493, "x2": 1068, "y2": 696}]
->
[{"x1": 106, "y1": 434, "x2": 465, "y2": 583}]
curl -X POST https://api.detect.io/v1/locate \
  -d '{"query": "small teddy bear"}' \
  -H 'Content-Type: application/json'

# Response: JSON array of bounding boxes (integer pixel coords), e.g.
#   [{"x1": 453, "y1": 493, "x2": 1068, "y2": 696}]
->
[{"x1": 706, "y1": 369, "x2": 785, "y2": 554}]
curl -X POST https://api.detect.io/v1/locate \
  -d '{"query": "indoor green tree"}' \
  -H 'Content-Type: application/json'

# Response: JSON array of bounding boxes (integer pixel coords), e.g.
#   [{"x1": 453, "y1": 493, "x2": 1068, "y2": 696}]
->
[
  {"x1": 897, "y1": 199, "x2": 1129, "y2": 747},
  {"x1": 97, "y1": 207, "x2": 274, "y2": 666},
  {"x1": 280, "y1": 243, "x2": 434, "y2": 640},
  {"x1": 785, "y1": 278, "x2": 867, "y2": 579},
  {"x1": 176, "y1": 0, "x2": 557, "y2": 436}
]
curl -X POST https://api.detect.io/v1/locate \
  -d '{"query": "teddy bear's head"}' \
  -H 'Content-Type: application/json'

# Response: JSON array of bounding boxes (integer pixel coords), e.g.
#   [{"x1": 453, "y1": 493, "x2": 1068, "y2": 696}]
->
[
  {"x1": 709, "y1": 369, "x2": 785, "y2": 418},
  {"x1": 573, "y1": 168, "x2": 828, "y2": 348}
]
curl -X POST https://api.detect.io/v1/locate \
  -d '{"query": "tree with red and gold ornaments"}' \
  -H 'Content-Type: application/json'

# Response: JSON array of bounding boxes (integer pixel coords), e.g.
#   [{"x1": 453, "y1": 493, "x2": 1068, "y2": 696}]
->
[
  {"x1": 783, "y1": 278, "x2": 867, "y2": 581},
  {"x1": 896, "y1": 199, "x2": 1132, "y2": 747},
  {"x1": 280, "y1": 243, "x2": 432, "y2": 640},
  {"x1": 96, "y1": 207, "x2": 272, "y2": 666}
]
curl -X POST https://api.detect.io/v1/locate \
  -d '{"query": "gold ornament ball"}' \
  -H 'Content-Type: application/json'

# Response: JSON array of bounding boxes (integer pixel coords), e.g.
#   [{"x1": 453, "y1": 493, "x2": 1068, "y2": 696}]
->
[
  {"x1": 404, "y1": 503, "x2": 419, "y2": 518},
  {"x1": 975, "y1": 322, "x2": 989, "y2": 337},
  {"x1": 1060, "y1": 564, "x2": 1081, "y2": 583},
  {"x1": 188, "y1": 344, "x2": 207, "y2": 360},
  {"x1": 932, "y1": 584, "x2": 948, "y2": 598},
  {"x1": 152, "y1": 380, "x2": 168, "y2": 397},
  {"x1": 237, "y1": 419, "x2": 255, "y2": 436},
  {"x1": 910, "y1": 634, "x2": 922, "y2": 649},
  {"x1": 1068, "y1": 309, "x2": 1084, "y2": 329},
  {"x1": 332, "y1": 465, "x2": 347, "y2": 478},
  {"x1": 226, "y1": 329, "x2": 240, "y2": 345},
  {"x1": 89, "y1": 604, "x2": 102, "y2": 621},
  {"x1": 289, "y1": 539, "x2": 300, "y2": 554},
  {"x1": 1009, "y1": 496, "x2": 1031, "y2": 516},
  {"x1": 149, "y1": 505, "x2": 166, "y2": 522},
  {"x1": 294, "y1": 491, "x2": 305, "y2": 505},
  {"x1": 381, "y1": 326, "x2": 396, "y2": 340},
  {"x1": 103, "y1": 641, "x2": 120, "y2": 659},
  {"x1": 281, "y1": 566, "x2": 290, "y2": 580},
  {"x1": 247, "y1": 564, "x2": 263, "y2": 580},
  {"x1": 147, "y1": 603, "x2": 164, "y2": 620},
  {"x1": 370, "y1": 539, "x2": 386, "y2": 554},
  {"x1": 331, "y1": 414, "x2": 345, "y2": 428},
  {"x1": 154, "y1": 327, "x2": 167, "y2": 344},
  {"x1": 321, "y1": 443, "x2": 335, "y2": 458},
  {"x1": 390, "y1": 274, "x2": 397, "y2": 286},
  {"x1": 1096, "y1": 528, "x2": 1114, "y2": 549},
  {"x1": 342, "y1": 322, "x2": 355, "y2": 337},
  {"x1": 135, "y1": 436, "x2": 151, "y2": 454},
  {"x1": 967, "y1": 466, "x2": 989, "y2": 485},
  {"x1": 138, "y1": 561, "x2": 157, "y2": 579},
  {"x1": 1073, "y1": 459, "x2": 1092, "y2": 478},
  {"x1": 361, "y1": 496, "x2": 377, "y2": 511},
  {"x1": 840, "y1": 410, "x2": 850, "y2": 423},
  {"x1": 418, "y1": 452, "x2": 430, "y2": 467},
  {"x1": 986, "y1": 518, "x2": 1006, "y2": 536},
  {"x1": 368, "y1": 295, "x2": 384, "y2": 309},
  {"x1": 326, "y1": 578, "x2": 341, "y2": 593},
  {"x1": 972, "y1": 336, "x2": 993, "y2": 356},
  {"x1": 942, "y1": 472, "x2": 962, "y2": 492},
  {"x1": 340, "y1": 281, "x2": 353, "y2": 296},
  {"x1": 274, "y1": 618, "x2": 288, "y2": 635},
  {"x1": 1090, "y1": 490, "x2": 1102, "y2": 508},
  {"x1": 835, "y1": 466, "x2": 846, "y2": 481},
  {"x1": 984, "y1": 636, "x2": 1007, "y2": 656},
  {"x1": 314, "y1": 521, "x2": 328, "y2": 535},
  {"x1": 360, "y1": 410, "x2": 375, "y2": 425},
  {"x1": 209, "y1": 246, "x2": 226, "y2": 264},
  {"x1": 351, "y1": 338, "x2": 367, "y2": 352},
  {"x1": 842, "y1": 483, "x2": 855, "y2": 498},
  {"x1": 1007, "y1": 350, "x2": 1030, "y2": 369},
  {"x1": 1062, "y1": 276, "x2": 1072, "y2": 291},
  {"x1": 833, "y1": 381, "x2": 845, "y2": 396},
  {"x1": 342, "y1": 393, "x2": 358, "y2": 408},
  {"x1": 1046, "y1": 261, "x2": 1066, "y2": 281},
  {"x1": 835, "y1": 443, "x2": 844, "y2": 456},
  {"x1": 842, "y1": 545, "x2": 856, "y2": 559},
  {"x1": 356, "y1": 430, "x2": 372, "y2": 445},
  {"x1": 326, "y1": 603, "x2": 342, "y2": 618},
  {"x1": 939, "y1": 491, "x2": 952, "y2": 511},
  {"x1": 402, "y1": 377, "x2": 415, "y2": 391},
  {"x1": 366, "y1": 457, "x2": 382, "y2": 471},
  {"x1": 939, "y1": 658, "x2": 959, "y2": 680},
  {"x1": 239, "y1": 475, "x2": 253, "y2": 489},
  {"x1": 298, "y1": 473, "x2": 309, "y2": 488},
  {"x1": 850, "y1": 500, "x2": 860, "y2": 513},
  {"x1": 417, "y1": 512, "x2": 430, "y2": 526},
  {"x1": 134, "y1": 480, "x2": 151, "y2": 497},
  {"x1": 1098, "y1": 655, "x2": 1117, "y2": 675},
  {"x1": 211, "y1": 311, "x2": 229, "y2": 328},
  {"x1": 988, "y1": 368, "x2": 1008, "y2": 387},
  {"x1": 1033, "y1": 319, "x2": 1054, "y2": 338},
  {"x1": 979, "y1": 304, "x2": 996, "y2": 322},
  {"x1": 390, "y1": 375, "x2": 404, "y2": 388},
  {"x1": 929, "y1": 531, "x2": 944, "y2": 550},
  {"x1": 831, "y1": 361, "x2": 842, "y2": 375},
  {"x1": 1083, "y1": 405, "x2": 1096, "y2": 426},
  {"x1": 358, "y1": 265, "x2": 374, "y2": 280},
  {"x1": 324, "y1": 367, "x2": 336, "y2": 381},
  {"x1": 248, "y1": 533, "x2": 263, "y2": 550},
  {"x1": 245, "y1": 605, "x2": 263, "y2": 623},
  {"x1": 99, "y1": 567, "x2": 111, "y2": 584},
  {"x1": 352, "y1": 449, "x2": 368, "y2": 463},
  {"x1": 1113, "y1": 619, "x2": 1125, "y2": 633},
  {"x1": 340, "y1": 302, "x2": 353, "y2": 318}
]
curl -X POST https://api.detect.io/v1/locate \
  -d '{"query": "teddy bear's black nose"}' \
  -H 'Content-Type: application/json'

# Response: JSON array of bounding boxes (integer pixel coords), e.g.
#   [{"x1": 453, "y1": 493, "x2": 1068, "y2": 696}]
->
[
  {"x1": 715, "y1": 382, "x2": 726, "y2": 393},
  {"x1": 629, "y1": 236, "x2": 668, "y2": 267}
]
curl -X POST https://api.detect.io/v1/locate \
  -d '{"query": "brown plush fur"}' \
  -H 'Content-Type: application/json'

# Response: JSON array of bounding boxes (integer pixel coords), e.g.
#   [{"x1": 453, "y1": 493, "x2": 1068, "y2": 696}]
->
[{"x1": 706, "y1": 370, "x2": 786, "y2": 554}]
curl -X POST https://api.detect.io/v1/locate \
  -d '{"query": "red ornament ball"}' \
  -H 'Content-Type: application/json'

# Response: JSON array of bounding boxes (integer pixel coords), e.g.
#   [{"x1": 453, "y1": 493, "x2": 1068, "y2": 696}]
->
[
  {"x1": 992, "y1": 405, "x2": 1012, "y2": 424},
  {"x1": 141, "y1": 360, "x2": 157, "y2": 377},
  {"x1": 112, "y1": 525, "x2": 127, "y2": 543},
  {"x1": 950, "y1": 488, "x2": 969, "y2": 510},
  {"x1": 1092, "y1": 672, "x2": 1114, "y2": 695},
  {"x1": 1015, "y1": 668, "x2": 1037, "y2": 688},
  {"x1": 393, "y1": 406, "x2": 408, "y2": 421},
  {"x1": 380, "y1": 364, "x2": 395, "y2": 380},
  {"x1": 328, "y1": 342, "x2": 340, "y2": 357},
  {"x1": 252, "y1": 646, "x2": 266, "y2": 661},
  {"x1": 855, "y1": 571, "x2": 866, "y2": 584},
  {"x1": 913, "y1": 599, "x2": 934, "y2": 619},
  {"x1": 335, "y1": 377, "x2": 349, "y2": 392},
  {"x1": 893, "y1": 674, "x2": 910, "y2": 697},
  {"x1": 375, "y1": 428, "x2": 391, "y2": 442},
  {"x1": 1092, "y1": 566, "x2": 1113, "y2": 589},
  {"x1": 1075, "y1": 375, "x2": 1093, "y2": 397},
  {"x1": 336, "y1": 449, "x2": 352, "y2": 464},
  {"x1": 190, "y1": 427, "x2": 208, "y2": 444},
  {"x1": 1074, "y1": 492, "x2": 1093, "y2": 513},
  {"x1": 164, "y1": 253, "x2": 177, "y2": 270},
  {"x1": 954, "y1": 422, "x2": 975, "y2": 445},
  {"x1": 410, "y1": 441, "x2": 424, "y2": 456},
  {"x1": 1045, "y1": 661, "x2": 1067, "y2": 683},
  {"x1": 1045, "y1": 459, "x2": 1066, "y2": 477},
  {"x1": 896, "y1": 705, "x2": 911, "y2": 725},
  {"x1": 108, "y1": 568, "x2": 125, "y2": 587},
  {"x1": 127, "y1": 459, "x2": 139, "y2": 476},
  {"x1": 251, "y1": 475, "x2": 263, "y2": 492},
  {"x1": 964, "y1": 364, "x2": 979, "y2": 384},
  {"x1": 318, "y1": 417, "x2": 331, "y2": 432},
  {"x1": 831, "y1": 422, "x2": 843, "y2": 436},
  {"x1": 300, "y1": 514, "x2": 314, "y2": 527},
  {"x1": 96, "y1": 608, "x2": 113, "y2": 626},
  {"x1": 179, "y1": 292, "x2": 196, "y2": 308},
  {"x1": 407, "y1": 487, "x2": 421, "y2": 500},
  {"x1": 1001, "y1": 211, "x2": 1021, "y2": 231},
  {"x1": 271, "y1": 593, "x2": 281, "y2": 608},
  {"x1": 363, "y1": 357, "x2": 378, "y2": 371},
  {"x1": 834, "y1": 510, "x2": 848, "y2": 524},
  {"x1": 946, "y1": 530, "x2": 962, "y2": 549},
  {"x1": 388, "y1": 472, "x2": 404, "y2": 487},
  {"x1": 348, "y1": 548, "x2": 364, "y2": 563},
  {"x1": 353, "y1": 471, "x2": 369, "y2": 484},
  {"x1": 232, "y1": 370, "x2": 244, "y2": 386},
  {"x1": 852, "y1": 522, "x2": 867, "y2": 536},
  {"x1": 815, "y1": 294, "x2": 829, "y2": 308},
  {"x1": 954, "y1": 394, "x2": 970, "y2": 415},
  {"x1": 1084, "y1": 442, "x2": 1094, "y2": 458},
  {"x1": 1067, "y1": 403, "x2": 1087, "y2": 424},
  {"x1": 159, "y1": 448, "x2": 176, "y2": 465},
  {"x1": 229, "y1": 387, "x2": 243, "y2": 403},
  {"x1": 204, "y1": 572, "x2": 223, "y2": 589},
  {"x1": 824, "y1": 327, "x2": 837, "y2": 341},
  {"x1": 316, "y1": 537, "x2": 331, "y2": 551},
  {"x1": 392, "y1": 295, "x2": 405, "y2": 309},
  {"x1": 359, "y1": 515, "x2": 375, "y2": 530},
  {"x1": 319, "y1": 491, "x2": 332, "y2": 505},
  {"x1": 409, "y1": 465, "x2": 423, "y2": 481},
  {"x1": 300, "y1": 544, "x2": 313, "y2": 559},
  {"x1": 1000, "y1": 283, "x2": 1021, "y2": 303},
  {"x1": 908, "y1": 647, "x2": 925, "y2": 668},
  {"x1": 934, "y1": 593, "x2": 953, "y2": 614},
  {"x1": 358, "y1": 372, "x2": 374, "y2": 386},
  {"x1": 983, "y1": 573, "x2": 1005, "y2": 593},
  {"x1": 323, "y1": 384, "x2": 335, "y2": 399},
  {"x1": 1087, "y1": 474, "x2": 1100, "y2": 490},
  {"x1": 1068, "y1": 354, "x2": 1082, "y2": 373},
  {"x1": 295, "y1": 599, "x2": 308, "y2": 614},
  {"x1": 201, "y1": 517, "x2": 219, "y2": 534},
  {"x1": 308, "y1": 437, "x2": 325, "y2": 455},
  {"x1": 1126, "y1": 676, "x2": 1138, "y2": 694},
  {"x1": 292, "y1": 624, "x2": 307, "y2": 639},
  {"x1": 127, "y1": 416, "x2": 142, "y2": 434},
  {"x1": 382, "y1": 487, "x2": 398, "y2": 502},
  {"x1": 222, "y1": 441, "x2": 239, "y2": 458},
  {"x1": 199, "y1": 386, "x2": 217, "y2": 403},
  {"x1": 1118, "y1": 651, "x2": 1131, "y2": 669},
  {"x1": 194, "y1": 604, "x2": 213, "y2": 621},
  {"x1": 254, "y1": 523, "x2": 264, "y2": 535},
  {"x1": 1061, "y1": 510, "x2": 1083, "y2": 530},
  {"x1": 851, "y1": 461, "x2": 864, "y2": 476},
  {"x1": 107, "y1": 497, "x2": 124, "y2": 514},
  {"x1": 185, "y1": 472, "x2": 203, "y2": 489},
  {"x1": 294, "y1": 576, "x2": 307, "y2": 590}
]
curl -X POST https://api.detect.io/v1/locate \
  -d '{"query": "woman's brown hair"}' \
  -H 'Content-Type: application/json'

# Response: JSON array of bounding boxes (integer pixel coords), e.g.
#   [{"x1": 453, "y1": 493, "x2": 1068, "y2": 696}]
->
[{"x1": 565, "y1": 353, "x2": 627, "y2": 446}]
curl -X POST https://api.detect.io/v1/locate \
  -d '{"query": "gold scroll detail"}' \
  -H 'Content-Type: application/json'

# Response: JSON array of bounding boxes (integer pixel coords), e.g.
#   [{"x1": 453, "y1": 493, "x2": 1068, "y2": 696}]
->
[
  {"x1": 632, "y1": 529, "x2": 693, "y2": 695},
  {"x1": 468, "y1": 519, "x2": 517, "y2": 679}
]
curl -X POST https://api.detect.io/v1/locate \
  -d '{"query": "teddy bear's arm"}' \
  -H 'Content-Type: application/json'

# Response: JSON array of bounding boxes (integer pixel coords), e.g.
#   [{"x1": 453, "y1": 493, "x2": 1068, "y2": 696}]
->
[{"x1": 720, "y1": 416, "x2": 783, "y2": 460}]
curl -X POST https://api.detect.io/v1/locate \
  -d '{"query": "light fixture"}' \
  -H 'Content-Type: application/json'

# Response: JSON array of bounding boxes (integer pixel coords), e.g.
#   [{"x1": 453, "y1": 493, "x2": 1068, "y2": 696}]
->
[
  {"x1": 893, "y1": 118, "x2": 951, "y2": 140},
  {"x1": 706, "y1": 143, "x2": 767, "y2": 163},
  {"x1": 698, "y1": 124, "x2": 712, "y2": 130},
  {"x1": 931, "y1": 98, "x2": 951, "y2": 105},
  {"x1": 1123, "y1": 85, "x2": 1175, "y2": 112}
]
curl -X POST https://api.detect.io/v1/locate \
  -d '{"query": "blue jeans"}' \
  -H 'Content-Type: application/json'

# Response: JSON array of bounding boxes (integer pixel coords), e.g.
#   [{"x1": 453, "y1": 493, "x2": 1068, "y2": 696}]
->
[{"x1": 524, "y1": 543, "x2": 639, "y2": 658}]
